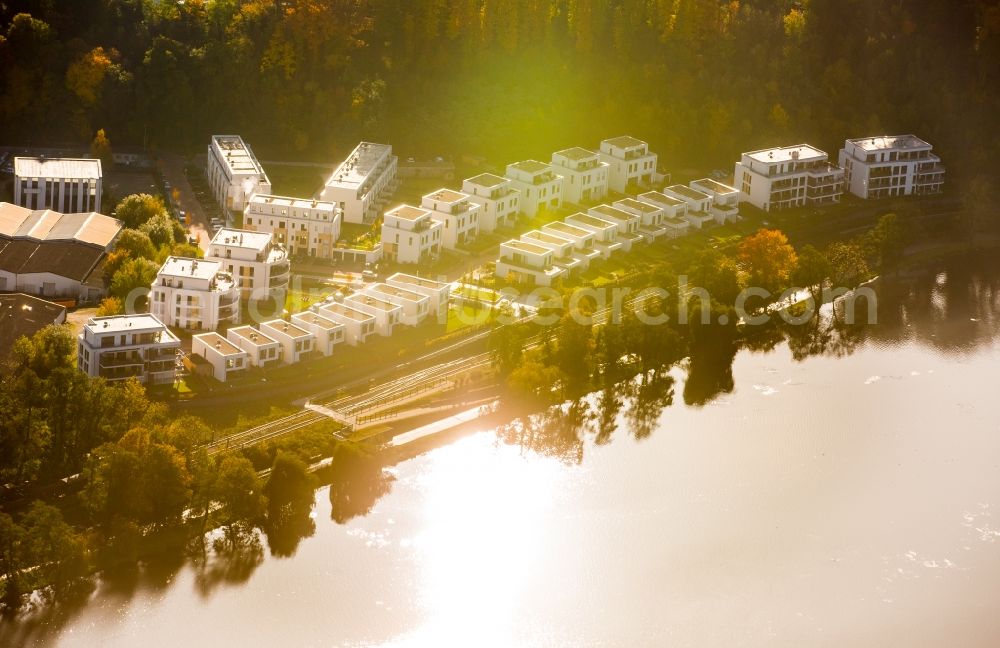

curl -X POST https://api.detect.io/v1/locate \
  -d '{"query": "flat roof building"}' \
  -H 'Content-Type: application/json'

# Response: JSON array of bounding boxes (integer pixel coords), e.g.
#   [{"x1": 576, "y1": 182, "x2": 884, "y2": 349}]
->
[
  {"x1": 206, "y1": 135, "x2": 272, "y2": 218},
  {"x1": 244, "y1": 193, "x2": 341, "y2": 259},
  {"x1": 462, "y1": 173, "x2": 520, "y2": 233},
  {"x1": 14, "y1": 157, "x2": 102, "y2": 214},
  {"x1": 838, "y1": 135, "x2": 944, "y2": 199},
  {"x1": 149, "y1": 257, "x2": 240, "y2": 331},
  {"x1": 321, "y1": 142, "x2": 398, "y2": 224},
  {"x1": 207, "y1": 227, "x2": 289, "y2": 307},
  {"x1": 421, "y1": 188, "x2": 480, "y2": 250},
  {"x1": 78, "y1": 314, "x2": 180, "y2": 385},
  {"x1": 191, "y1": 332, "x2": 249, "y2": 382},
  {"x1": 505, "y1": 160, "x2": 563, "y2": 218},
  {"x1": 734, "y1": 144, "x2": 845, "y2": 212},
  {"x1": 381, "y1": 204, "x2": 443, "y2": 264},
  {"x1": 598, "y1": 136, "x2": 658, "y2": 194},
  {"x1": 551, "y1": 147, "x2": 609, "y2": 205}
]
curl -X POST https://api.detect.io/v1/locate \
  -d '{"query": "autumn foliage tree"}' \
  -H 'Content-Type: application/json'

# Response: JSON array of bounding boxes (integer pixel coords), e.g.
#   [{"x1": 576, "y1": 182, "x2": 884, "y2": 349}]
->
[{"x1": 737, "y1": 229, "x2": 799, "y2": 299}]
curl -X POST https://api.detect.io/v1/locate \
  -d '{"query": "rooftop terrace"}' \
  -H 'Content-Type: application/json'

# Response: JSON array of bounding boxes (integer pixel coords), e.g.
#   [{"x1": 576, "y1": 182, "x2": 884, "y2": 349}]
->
[
  {"x1": 745, "y1": 144, "x2": 827, "y2": 164},
  {"x1": 324, "y1": 142, "x2": 393, "y2": 192},
  {"x1": 211, "y1": 135, "x2": 268, "y2": 178},
  {"x1": 847, "y1": 134, "x2": 932, "y2": 151}
]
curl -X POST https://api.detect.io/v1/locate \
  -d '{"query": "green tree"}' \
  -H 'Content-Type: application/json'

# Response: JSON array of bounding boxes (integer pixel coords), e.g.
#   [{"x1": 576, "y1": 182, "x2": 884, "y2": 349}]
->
[
  {"x1": 867, "y1": 213, "x2": 904, "y2": 272},
  {"x1": 20, "y1": 501, "x2": 89, "y2": 602},
  {"x1": 140, "y1": 213, "x2": 178, "y2": 249},
  {"x1": 826, "y1": 241, "x2": 869, "y2": 289},
  {"x1": 488, "y1": 323, "x2": 526, "y2": 377},
  {"x1": 555, "y1": 312, "x2": 593, "y2": 395},
  {"x1": 114, "y1": 193, "x2": 166, "y2": 229},
  {"x1": 262, "y1": 452, "x2": 316, "y2": 526},
  {"x1": 793, "y1": 244, "x2": 832, "y2": 312},
  {"x1": 109, "y1": 257, "x2": 158, "y2": 305},
  {"x1": 114, "y1": 229, "x2": 157, "y2": 260},
  {"x1": 0, "y1": 512, "x2": 25, "y2": 608}
]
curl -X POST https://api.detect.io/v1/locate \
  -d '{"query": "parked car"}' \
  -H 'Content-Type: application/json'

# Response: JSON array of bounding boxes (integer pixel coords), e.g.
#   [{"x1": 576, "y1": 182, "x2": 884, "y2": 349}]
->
[{"x1": 361, "y1": 269, "x2": 377, "y2": 282}]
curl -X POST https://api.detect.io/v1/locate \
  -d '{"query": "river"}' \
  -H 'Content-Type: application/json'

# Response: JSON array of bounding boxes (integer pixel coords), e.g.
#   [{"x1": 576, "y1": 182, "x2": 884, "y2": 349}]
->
[{"x1": 5, "y1": 252, "x2": 1000, "y2": 647}]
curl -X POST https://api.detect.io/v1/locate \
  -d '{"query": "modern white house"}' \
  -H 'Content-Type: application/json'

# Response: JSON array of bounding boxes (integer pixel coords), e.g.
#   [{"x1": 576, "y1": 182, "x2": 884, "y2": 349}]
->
[
  {"x1": 505, "y1": 160, "x2": 563, "y2": 218},
  {"x1": 206, "y1": 135, "x2": 271, "y2": 218},
  {"x1": 226, "y1": 325, "x2": 282, "y2": 368},
  {"x1": 838, "y1": 135, "x2": 945, "y2": 199},
  {"x1": 343, "y1": 293, "x2": 402, "y2": 337},
  {"x1": 462, "y1": 173, "x2": 520, "y2": 233},
  {"x1": 319, "y1": 302, "x2": 376, "y2": 346},
  {"x1": 734, "y1": 144, "x2": 845, "y2": 212},
  {"x1": 564, "y1": 212, "x2": 624, "y2": 258},
  {"x1": 149, "y1": 257, "x2": 240, "y2": 332},
  {"x1": 550, "y1": 147, "x2": 609, "y2": 204},
  {"x1": 689, "y1": 178, "x2": 741, "y2": 224},
  {"x1": 261, "y1": 319, "x2": 315, "y2": 365},
  {"x1": 206, "y1": 228, "x2": 289, "y2": 307},
  {"x1": 320, "y1": 142, "x2": 397, "y2": 224},
  {"x1": 386, "y1": 273, "x2": 451, "y2": 322},
  {"x1": 598, "y1": 136, "x2": 658, "y2": 193},
  {"x1": 292, "y1": 310, "x2": 345, "y2": 356},
  {"x1": 541, "y1": 221, "x2": 602, "y2": 267},
  {"x1": 588, "y1": 204, "x2": 642, "y2": 251},
  {"x1": 243, "y1": 194, "x2": 341, "y2": 259},
  {"x1": 191, "y1": 332, "x2": 249, "y2": 382},
  {"x1": 612, "y1": 198, "x2": 667, "y2": 242},
  {"x1": 363, "y1": 282, "x2": 430, "y2": 326},
  {"x1": 77, "y1": 314, "x2": 179, "y2": 385},
  {"x1": 521, "y1": 230, "x2": 584, "y2": 276},
  {"x1": 421, "y1": 189, "x2": 480, "y2": 249},
  {"x1": 495, "y1": 239, "x2": 566, "y2": 287},
  {"x1": 14, "y1": 157, "x2": 103, "y2": 214},
  {"x1": 663, "y1": 185, "x2": 715, "y2": 228},
  {"x1": 637, "y1": 191, "x2": 691, "y2": 238},
  {"x1": 381, "y1": 204, "x2": 443, "y2": 264}
]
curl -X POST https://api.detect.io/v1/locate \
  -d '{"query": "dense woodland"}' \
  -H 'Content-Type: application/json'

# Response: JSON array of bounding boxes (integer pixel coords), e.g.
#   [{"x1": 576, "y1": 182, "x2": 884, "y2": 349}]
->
[{"x1": 1, "y1": 0, "x2": 999, "y2": 177}]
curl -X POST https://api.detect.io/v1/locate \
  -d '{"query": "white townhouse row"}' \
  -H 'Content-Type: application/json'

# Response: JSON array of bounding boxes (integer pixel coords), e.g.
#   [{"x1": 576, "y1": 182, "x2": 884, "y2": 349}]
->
[
  {"x1": 206, "y1": 135, "x2": 272, "y2": 218},
  {"x1": 77, "y1": 314, "x2": 180, "y2": 385},
  {"x1": 189, "y1": 272, "x2": 450, "y2": 382}
]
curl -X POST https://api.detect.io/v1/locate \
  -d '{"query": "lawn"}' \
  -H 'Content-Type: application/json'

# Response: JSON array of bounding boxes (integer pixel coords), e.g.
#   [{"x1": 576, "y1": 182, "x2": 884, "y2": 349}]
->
[{"x1": 267, "y1": 164, "x2": 329, "y2": 198}]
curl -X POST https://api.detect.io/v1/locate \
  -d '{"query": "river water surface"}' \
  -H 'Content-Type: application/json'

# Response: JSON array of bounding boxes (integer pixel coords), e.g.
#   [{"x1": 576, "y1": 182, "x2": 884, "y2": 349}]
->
[{"x1": 6, "y1": 253, "x2": 1000, "y2": 647}]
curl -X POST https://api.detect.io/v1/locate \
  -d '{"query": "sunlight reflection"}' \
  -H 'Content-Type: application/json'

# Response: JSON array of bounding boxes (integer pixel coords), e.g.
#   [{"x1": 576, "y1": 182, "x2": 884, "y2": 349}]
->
[{"x1": 387, "y1": 434, "x2": 564, "y2": 647}]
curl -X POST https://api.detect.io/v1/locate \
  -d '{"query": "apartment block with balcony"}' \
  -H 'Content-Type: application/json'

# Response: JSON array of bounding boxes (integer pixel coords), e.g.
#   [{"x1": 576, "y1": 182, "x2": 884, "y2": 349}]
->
[
  {"x1": 839, "y1": 135, "x2": 945, "y2": 199},
  {"x1": 598, "y1": 136, "x2": 658, "y2": 194},
  {"x1": 637, "y1": 191, "x2": 691, "y2": 238},
  {"x1": 612, "y1": 198, "x2": 667, "y2": 242},
  {"x1": 292, "y1": 310, "x2": 345, "y2": 356},
  {"x1": 421, "y1": 189, "x2": 481, "y2": 249},
  {"x1": 363, "y1": 283, "x2": 430, "y2": 326},
  {"x1": 496, "y1": 240, "x2": 566, "y2": 287},
  {"x1": 343, "y1": 293, "x2": 402, "y2": 337},
  {"x1": 319, "y1": 302, "x2": 376, "y2": 346},
  {"x1": 734, "y1": 144, "x2": 845, "y2": 212},
  {"x1": 588, "y1": 204, "x2": 643, "y2": 251},
  {"x1": 320, "y1": 142, "x2": 398, "y2": 224},
  {"x1": 381, "y1": 204, "x2": 443, "y2": 264},
  {"x1": 77, "y1": 314, "x2": 180, "y2": 385},
  {"x1": 149, "y1": 257, "x2": 240, "y2": 332},
  {"x1": 521, "y1": 230, "x2": 584, "y2": 276},
  {"x1": 505, "y1": 161, "x2": 563, "y2": 217},
  {"x1": 565, "y1": 213, "x2": 624, "y2": 258},
  {"x1": 206, "y1": 228, "x2": 289, "y2": 307},
  {"x1": 689, "y1": 178, "x2": 741, "y2": 224},
  {"x1": 551, "y1": 147, "x2": 609, "y2": 204},
  {"x1": 261, "y1": 319, "x2": 315, "y2": 365},
  {"x1": 191, "y1": 332, "x2": 248, "y2": 382},
  {"x1": 226, "y1": 325, "x2": 281, "y2": 368},
  {"x1": 206, "y1": 135, "x2": 271, "y2": 219},
  {"x1": 462, "y1": 173, "x2": 520, "y2": 233},
  {"x1": 386, "y1": 273, "x2": 451, "y2": 322},
  {"x1": 541, "y1": 221, "x2": 601, "y2": 268},
  {"x1": 244, "y1": 194, "x2": 341, "y2": 259},
  {"x1": 663, "y1": 185, "x2": 715, "y2": 228}
]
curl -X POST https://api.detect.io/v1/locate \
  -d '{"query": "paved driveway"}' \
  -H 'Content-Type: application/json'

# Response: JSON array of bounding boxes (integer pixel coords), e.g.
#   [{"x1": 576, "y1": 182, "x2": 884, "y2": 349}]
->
[{"x1": 158, "y1": 153, "x2": 212, "y2": 253}]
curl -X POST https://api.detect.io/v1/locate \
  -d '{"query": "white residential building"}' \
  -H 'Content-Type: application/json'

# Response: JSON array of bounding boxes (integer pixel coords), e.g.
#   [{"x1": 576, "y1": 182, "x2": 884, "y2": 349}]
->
[
  {"x1": 689, "y1": 178, "x2": 741, "y2": 224},
  {"x1": 505, "y1": 160, "x2": 563, "y2": 217},
  {"x1": 421, "y1": 189, "x2": 480, "y2": 249},
  {"x1": 244, "y1": 194, "x2": 341, "y2": 259},
  {"x1": 206, "y1": 135, "x2": 271, "y2": 218},
  {"x1": 521, "y1": 230, "x2": 584, "y2": 276},
  {"x1": 734, "y1": 144, "x2": 845, "y2": 212},
  {"x1": 319, "y1": 302, "x2": 376, "y2": 346},
  {"x1": 839, "y1": 135, "x2": 945, "y2": 199},
  {"x1": 292, "y1": 310, "x2": 345, "y2": 356},
  {"x1": 381, "y1": 204, "x2": 443, "y2": 264},
  {"x1": 149, "y1": 257, "x2": 240, "y2": 332},
  {"x1": 462, "y1": 173, "x2": 520, "y2": 233},
  {"x1": 541, "y1": 221, "x2": 601, "y2": 268},
  {"x1": 598, "y1": 136, "x2": 658, "y2": 194},
  {"x1": 551, "y1": 147, "x2": 609, "y2": 204},
  {"x1": 320, "y1": 142, "x2": 397, "y2": 224},
  {"x1": 14, "y1": 157, "x2": 102, "y2": 214},
  {"x1": 565, "y1": 212, "x2": 624, "y2": 258},
  {"x1": 495, "y1": 239, "x2": 566, "y2": 287},
  {"x1": 227, "y1": 325, "x2": 282, "y2": 368},
  {"x1": 206, "y1": 228, "x2": 289, "y2": 306},
  {"x1": 588, "y1": 204, "x2": 642, "y2": 251},
  {"x1": 363, "y1": 283, "x2": 430, "y2": 326},
  {"x1": 344, "y1": 293, "x2": 401, "y2": 337},
  {"x1": 261, "y1": 319, "x2": 315, "y2": 365},
  {"x1": 77, "y1": 314, "x2": 179, "y2": 385},
  {"x1": 612, "y1": 198, "x2": 667, "y2": 242},
  {"x1": 663, "y1": 185, "x2": 715, "y2": 228},
  {"x1": 386, "y1": 273, "x2": 450, "y2": 322},
  {"x1": 637, "y1": 191, "x2": 691, "y2": 238},
  {"x1": 191, "y1": 332, "x2": 248, "y2": 383}
]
